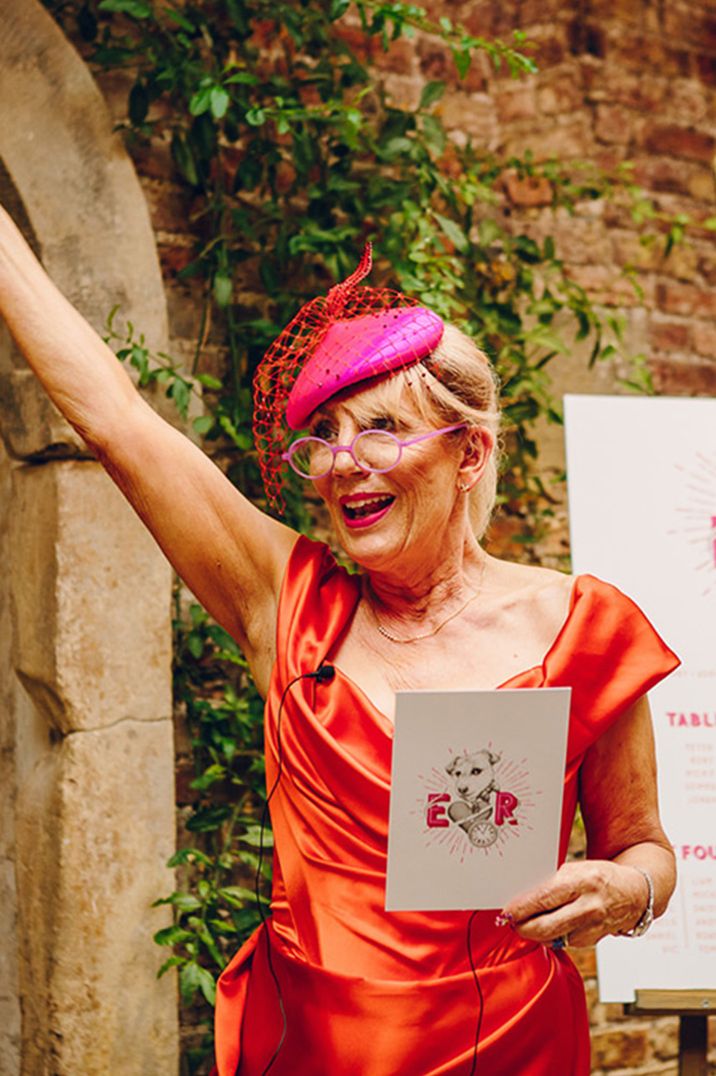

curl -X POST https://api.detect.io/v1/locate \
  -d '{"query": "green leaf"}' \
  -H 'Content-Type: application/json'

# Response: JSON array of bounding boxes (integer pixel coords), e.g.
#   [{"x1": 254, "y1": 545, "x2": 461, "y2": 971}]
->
[
  {"x1": 419, "y1": 80, "x2": 445, "y2": 110},
  {"x1": 526, "y1": 326, "x2": 567, "y2": 353},
  {"x1": 163, "y1": 8, "x2": 194, "y2": 31},
  {"x1": 98, "y1": 0, "x2": 152, "y2": 17},
  {"x1": 190, "y1": 763, "x2": 227, "y2": 791},
  {"x1": 513, "y1": 235, "x2": 541, "y2": 263},
  {"x1": 180, "y1": 961, "x2": 216, "y2": 1006},
  {"x1": 219, "y1": 885, "x2": 264, "y2": 907},
  {"x1": 452, "y1": 47, "x2": 471, "y2": 79},
  {"x1": 213, "y1": 273, "x2": 233, "y2": 307},
  {"x1": 245, "y1": 106, "x2": 267, "y2": 127},
  {"x1": 210, "y1": 87, "x2": 230, "y2": 120},
  {"x1": 153, "y1": 925, "x2": 194, "y2": 947},
  {"x1": 130, "y1": 343, "x2": 150, "y2": 385},
  {"x1": 189, "y1": 86, "x2": 213, "y2": 117},
  {"x1": 187, "y1": 633, "x2": 204, "y2": 659},
  {"x1": 170, "y1": 891, "x2": 203, "y2": 913},
  {"x1": 196, "y1": 373, "x2": 223, "y2": 390},
  {"x1": 157, "y1": 955, "x2": 184, "y2": 978},
  {"x1": 170, "y1": 133, "x2": 199, "y2": 187},
  {"x1": 329, "y1": 0, "x2": 350, "y2": 18},
  {"x1": 381, "y1": 136, "x2": 413, "y2": 160},
  {"x1": 421, "y1": 114, "x2": 446, "y2": 155},
  {"x1": 434, "y1": 213, "x2": 469, "y2": 253},
  {"x1": 166, "y1": 848, "x2": 213, "y2": 869},
  {"x1": 168, "y1": 377, "x2": 191, "y2": 418},
  {"x1": 187, "y1": 805, "x2": 232, "y2": 832},
  {"x1": 224, "y1": 71, "x2": 259, "y2": 86},
  {"x1": 193, "y1": 414, "x2": 214, "y2": 436},
  {"x1": 477, "y1": 218, "x2": 501, "y2": 246},
  {"x1": 241, "y1": 824, "x2": 272, "y2": 848}
]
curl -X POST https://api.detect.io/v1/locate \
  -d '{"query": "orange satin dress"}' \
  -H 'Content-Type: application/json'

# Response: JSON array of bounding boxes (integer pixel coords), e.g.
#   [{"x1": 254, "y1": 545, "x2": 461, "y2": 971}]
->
[{"x1": 215, "y1": 536, "x2": 679, "y2": 1076}]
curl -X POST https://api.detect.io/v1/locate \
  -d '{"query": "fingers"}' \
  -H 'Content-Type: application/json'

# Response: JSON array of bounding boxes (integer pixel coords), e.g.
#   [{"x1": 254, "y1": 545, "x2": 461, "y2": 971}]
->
[
  {"x1": 502, "y1": 864, "x2": 583, "y2": 924},
  {"x1": 497, "y1": 861, "x2": 637, "y2": 948},
  {"x1": 507, "y1": 893, "x2": 610, "y2": 948}
]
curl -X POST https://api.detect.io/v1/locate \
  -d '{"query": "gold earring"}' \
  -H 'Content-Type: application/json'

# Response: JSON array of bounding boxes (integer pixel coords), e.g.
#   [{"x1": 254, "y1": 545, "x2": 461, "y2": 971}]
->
[{"x1": 457, "y1": 481, "x2": 470, "y2": 493}]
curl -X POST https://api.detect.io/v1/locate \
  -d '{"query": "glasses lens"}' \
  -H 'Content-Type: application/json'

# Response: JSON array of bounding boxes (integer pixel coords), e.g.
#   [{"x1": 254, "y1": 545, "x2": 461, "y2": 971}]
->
[
  {"x1": 289, "y1": 438, "x2": 333, "y2": 478},
  {"x1": 353, "y1": 431, "x2": 401, "y2": 472}
]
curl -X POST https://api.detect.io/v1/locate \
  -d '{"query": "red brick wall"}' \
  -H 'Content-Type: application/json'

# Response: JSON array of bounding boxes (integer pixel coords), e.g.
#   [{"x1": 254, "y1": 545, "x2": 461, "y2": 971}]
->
[
  {"x1": 93, "y1": 2, "x2": 716, "y2": 405},
  {"x1": 71, "y1": 2, "x2": 716, "y2": 1070},
  {"x1": 371, "y1": 0, "x2": 716, "y2": 403}
]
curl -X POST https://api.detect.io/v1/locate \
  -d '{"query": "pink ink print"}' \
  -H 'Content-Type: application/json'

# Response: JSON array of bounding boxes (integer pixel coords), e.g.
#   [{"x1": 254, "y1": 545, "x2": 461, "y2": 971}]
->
[
  {"x1": 669, "y1": 455, "x2": 716, "y2": 597},
  {"x1": 494, "y1": 790, "x2": 519, "y2": 826},
  {"x1": 426, "y1": 792, "x2": 450, "y2": 828},
  {"x1": 419, "y1": 746, "x2": 531, "y2": 856}
]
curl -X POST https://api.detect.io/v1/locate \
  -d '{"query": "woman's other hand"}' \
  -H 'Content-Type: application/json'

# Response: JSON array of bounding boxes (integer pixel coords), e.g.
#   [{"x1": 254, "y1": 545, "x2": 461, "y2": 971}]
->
[
  {"x1": 500, "y1": 694, "x2": 676, "y2": 947},
  {"x1": 500, "y1": 859, "x2": 651, "y2": 947}
]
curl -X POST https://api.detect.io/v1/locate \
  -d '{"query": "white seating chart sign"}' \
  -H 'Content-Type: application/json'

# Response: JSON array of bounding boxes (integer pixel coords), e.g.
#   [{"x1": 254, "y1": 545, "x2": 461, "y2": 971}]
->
[{"x1": 564, "y1": 394, "x2": 716, "y2": 1002}]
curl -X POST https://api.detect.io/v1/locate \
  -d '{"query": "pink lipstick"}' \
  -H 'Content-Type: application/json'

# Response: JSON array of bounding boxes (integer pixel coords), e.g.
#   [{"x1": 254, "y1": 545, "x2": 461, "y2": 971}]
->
[{"x1": 340, "y1": 493, "x2": 395, "y2": 530}]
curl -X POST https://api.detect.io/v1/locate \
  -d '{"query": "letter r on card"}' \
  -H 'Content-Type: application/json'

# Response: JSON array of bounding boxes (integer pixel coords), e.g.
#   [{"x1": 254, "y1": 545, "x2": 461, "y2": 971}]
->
[{"x1": 495, "y1": 791, "x2": 519, "y2": 826}]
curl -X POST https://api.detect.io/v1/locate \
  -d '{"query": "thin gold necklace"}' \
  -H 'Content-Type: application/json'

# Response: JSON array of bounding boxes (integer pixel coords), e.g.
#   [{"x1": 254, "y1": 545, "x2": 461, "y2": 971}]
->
[{"x1": 363, "y1": 558, "x2": 487, "y2": 644}]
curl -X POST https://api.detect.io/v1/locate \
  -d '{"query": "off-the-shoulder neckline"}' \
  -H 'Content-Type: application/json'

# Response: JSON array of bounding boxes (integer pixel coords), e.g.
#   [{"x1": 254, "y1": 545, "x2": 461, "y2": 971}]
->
[{"x1": 314, "y1": 548, "x2": 592, "y2": 732}]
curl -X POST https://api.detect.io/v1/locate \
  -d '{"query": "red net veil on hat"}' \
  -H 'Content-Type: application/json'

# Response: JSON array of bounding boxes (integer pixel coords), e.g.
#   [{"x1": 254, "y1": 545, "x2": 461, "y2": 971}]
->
[{"x1": 253, "y1": 242, "x2": 444, "y2": 512}]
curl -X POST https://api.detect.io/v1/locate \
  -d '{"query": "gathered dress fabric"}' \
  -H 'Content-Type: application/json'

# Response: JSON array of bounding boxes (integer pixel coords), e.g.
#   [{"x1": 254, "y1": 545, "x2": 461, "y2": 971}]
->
[{"x1": 214, "y1": 536, "x2": 679, "y2": 1076}]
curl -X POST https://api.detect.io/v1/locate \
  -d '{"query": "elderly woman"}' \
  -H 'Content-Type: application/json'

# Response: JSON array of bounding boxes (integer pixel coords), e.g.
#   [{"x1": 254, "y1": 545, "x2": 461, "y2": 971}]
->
[{"x1": 0, "y1": 212, "x2": 678, "y2": 1075}]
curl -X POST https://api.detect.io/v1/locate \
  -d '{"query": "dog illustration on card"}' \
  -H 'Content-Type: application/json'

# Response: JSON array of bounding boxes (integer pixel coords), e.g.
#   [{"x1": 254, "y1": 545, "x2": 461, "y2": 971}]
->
[{"x1": 426, "y1": 747, "x2": 520, "y2": 849}]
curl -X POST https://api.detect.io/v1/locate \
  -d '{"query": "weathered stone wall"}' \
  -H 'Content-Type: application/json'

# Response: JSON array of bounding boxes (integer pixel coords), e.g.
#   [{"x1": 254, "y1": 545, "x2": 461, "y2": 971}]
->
[
  {"x1": 41, "y1": 0, "x2": 716, "y2": 1072},
  {"x1": 0, "y1": 431, "x2": 21, "y2": 1074},
  {"x1": 0, "y1": 2, "x2": 179, "y2": 1073}
]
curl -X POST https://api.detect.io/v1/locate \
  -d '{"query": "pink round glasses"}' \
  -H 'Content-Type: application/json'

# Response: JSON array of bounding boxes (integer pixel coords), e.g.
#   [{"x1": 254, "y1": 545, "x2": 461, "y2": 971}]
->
[{"x1": 281, "y1": 423, "x2": 467, "y2": 479}]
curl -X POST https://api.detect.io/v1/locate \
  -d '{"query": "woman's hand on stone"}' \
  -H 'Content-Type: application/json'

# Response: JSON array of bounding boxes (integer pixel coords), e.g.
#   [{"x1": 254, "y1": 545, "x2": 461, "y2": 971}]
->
[{"x1": 498, "y1": 859, "x2": 650, "y2": 947}]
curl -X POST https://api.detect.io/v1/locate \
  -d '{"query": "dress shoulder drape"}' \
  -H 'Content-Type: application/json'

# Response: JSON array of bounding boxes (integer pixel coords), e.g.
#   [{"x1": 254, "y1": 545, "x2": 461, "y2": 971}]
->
[{"x1": 214, "y1": 536, "x2": 679, "y2": 1076}]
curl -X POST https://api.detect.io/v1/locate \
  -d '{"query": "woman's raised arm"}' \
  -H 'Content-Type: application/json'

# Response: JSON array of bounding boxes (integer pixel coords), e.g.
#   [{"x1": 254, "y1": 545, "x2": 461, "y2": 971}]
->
[{"x1": 0, "y1": 205, "x2": 297, "y2": 693}]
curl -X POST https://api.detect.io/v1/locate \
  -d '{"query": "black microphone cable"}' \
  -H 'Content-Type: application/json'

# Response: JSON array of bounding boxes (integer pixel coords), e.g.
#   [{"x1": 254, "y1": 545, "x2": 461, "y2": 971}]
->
[
  {"x1": 466, "y1": 909, "x2": 484, "y2": 1075},
  {"x1": 253, "y1": 662, "x2": 484, "y2": 1075},
  {"x1": 253, "y1": 663, "x2": 335, "y2": 1075}
]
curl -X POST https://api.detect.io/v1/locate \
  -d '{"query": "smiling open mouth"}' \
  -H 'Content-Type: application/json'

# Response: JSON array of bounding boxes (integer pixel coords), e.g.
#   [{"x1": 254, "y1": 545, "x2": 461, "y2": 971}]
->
[{"x1": 341, "y1": 494, "x2": 395, "y2": 527}]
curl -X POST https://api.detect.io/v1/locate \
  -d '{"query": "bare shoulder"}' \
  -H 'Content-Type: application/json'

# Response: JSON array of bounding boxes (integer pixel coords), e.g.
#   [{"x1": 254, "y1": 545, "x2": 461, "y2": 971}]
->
[
  {"x1": 486, "y1": 556, "x2": 574, "y2": 601},
  {"x1": 483, "y1": 556, "x2": 575, "y2": 637}
]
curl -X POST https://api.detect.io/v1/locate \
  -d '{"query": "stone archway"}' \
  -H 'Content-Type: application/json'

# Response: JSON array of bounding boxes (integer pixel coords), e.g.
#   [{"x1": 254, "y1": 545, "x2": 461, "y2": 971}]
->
[{"x1": 0, "y1": 3, "x2": 178, "y2": 1073}]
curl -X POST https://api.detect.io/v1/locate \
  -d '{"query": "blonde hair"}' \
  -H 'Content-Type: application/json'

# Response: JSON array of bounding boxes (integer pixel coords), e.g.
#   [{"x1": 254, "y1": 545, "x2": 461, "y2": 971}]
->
[
  {"x1": 421, "y1": 324, "x2": 501, "y2": 539},
  {"x1": 342, "y1": 323, "x2": 501, "y2": 538}
]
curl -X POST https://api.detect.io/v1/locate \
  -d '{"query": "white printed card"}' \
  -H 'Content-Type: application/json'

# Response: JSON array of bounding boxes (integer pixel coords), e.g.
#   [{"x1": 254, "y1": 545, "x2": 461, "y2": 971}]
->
[{"x1": 386, "y1": 688, "x2": 571, "y2": 911}]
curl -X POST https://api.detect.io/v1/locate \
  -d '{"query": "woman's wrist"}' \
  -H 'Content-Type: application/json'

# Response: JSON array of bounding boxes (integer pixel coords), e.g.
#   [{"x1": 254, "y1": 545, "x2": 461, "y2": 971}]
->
[{"x1": 617, "y1": 866, "x2": 654, "y2": 937}]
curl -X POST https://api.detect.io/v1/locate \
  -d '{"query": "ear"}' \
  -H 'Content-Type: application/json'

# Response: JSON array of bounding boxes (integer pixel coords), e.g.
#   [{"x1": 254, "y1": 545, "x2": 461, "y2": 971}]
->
[{"x1": 457, "y1": 426, "x2": 494, "y2": 493}]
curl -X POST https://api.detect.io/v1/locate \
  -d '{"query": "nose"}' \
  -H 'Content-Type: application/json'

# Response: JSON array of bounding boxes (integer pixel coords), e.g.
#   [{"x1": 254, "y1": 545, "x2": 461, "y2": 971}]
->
[
  {"x1": 332, "y1": 444, "x2": 362, "y2": 477},
  {"x1": 458, "y1": 784, "x2": 468, "y2": 795}
]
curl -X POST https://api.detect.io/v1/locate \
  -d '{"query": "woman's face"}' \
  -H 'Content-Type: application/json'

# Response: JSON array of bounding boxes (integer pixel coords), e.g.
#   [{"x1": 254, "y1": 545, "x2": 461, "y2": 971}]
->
[{"x1": 309, "y1": 379, "x2": 475, "y2": 576}]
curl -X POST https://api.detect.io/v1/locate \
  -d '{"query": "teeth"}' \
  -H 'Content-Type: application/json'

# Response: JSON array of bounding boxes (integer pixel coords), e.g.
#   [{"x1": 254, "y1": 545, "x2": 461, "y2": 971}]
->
[
  {"x1": 349, "y1": 497, "x2": 387, "y2": 509},
  {"x1": 343, "y1": 495, "x2": 393, "y2": 520}
]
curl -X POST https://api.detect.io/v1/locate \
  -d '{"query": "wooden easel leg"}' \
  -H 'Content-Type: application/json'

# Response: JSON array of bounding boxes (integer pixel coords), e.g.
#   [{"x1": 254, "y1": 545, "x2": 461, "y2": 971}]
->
[{"x1": 679, "y1": 1015, "x2": 707, "y2": 1076}]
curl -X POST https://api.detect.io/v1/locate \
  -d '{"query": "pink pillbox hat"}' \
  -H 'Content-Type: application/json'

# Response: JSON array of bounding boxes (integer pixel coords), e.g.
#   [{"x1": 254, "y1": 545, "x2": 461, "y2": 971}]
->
[
  {"x1": 253, "y1": 243, "x2": 444, "y2": 510},
  {"x1": 285, "y1": 306, "x2": 444, "y2": 429}
]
